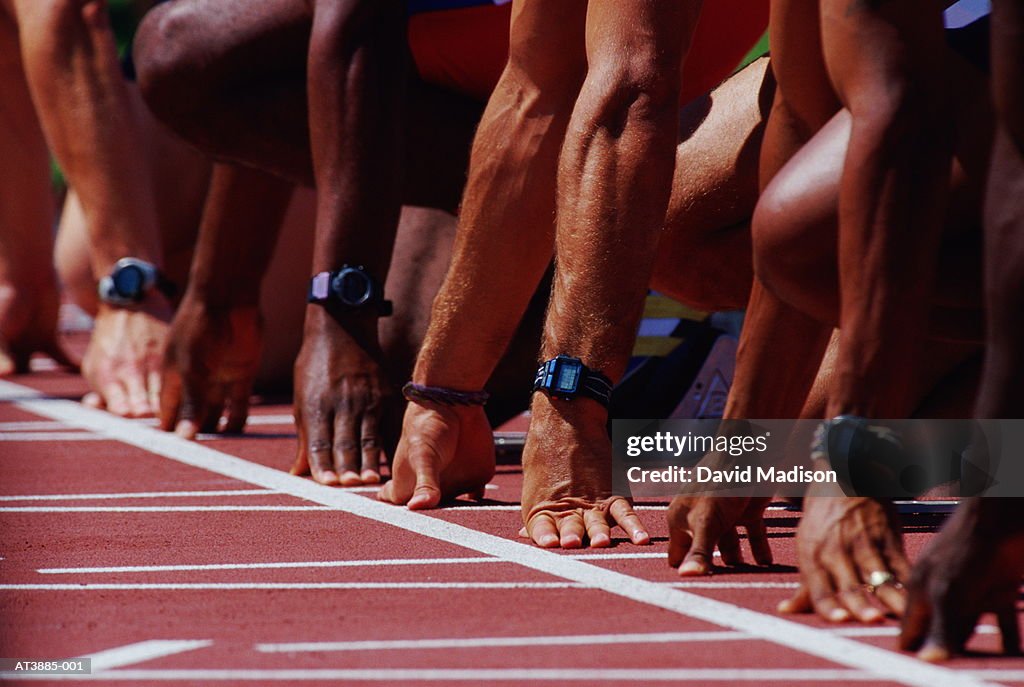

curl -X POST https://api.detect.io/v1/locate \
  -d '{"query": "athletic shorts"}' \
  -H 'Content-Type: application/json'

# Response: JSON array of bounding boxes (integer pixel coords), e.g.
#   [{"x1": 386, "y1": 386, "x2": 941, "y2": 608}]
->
[{"x1": 408, "y1": 0, "x2": 770, "y2": 104}]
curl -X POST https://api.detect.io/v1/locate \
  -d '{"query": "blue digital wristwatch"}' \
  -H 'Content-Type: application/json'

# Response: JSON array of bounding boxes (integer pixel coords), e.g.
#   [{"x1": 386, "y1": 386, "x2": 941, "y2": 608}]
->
[{"x1": 532, "y1": 355, "x2": 613, "y2": 407}]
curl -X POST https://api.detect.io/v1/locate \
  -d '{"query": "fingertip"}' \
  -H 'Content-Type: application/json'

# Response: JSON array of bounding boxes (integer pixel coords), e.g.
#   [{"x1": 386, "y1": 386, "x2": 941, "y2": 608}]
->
[
  {"x1": 678, "y1": 559, "x2": 708, "y2": 577},
  {"x1": 175, "y1": 420, "x2": 198, "y2": 440},
  {"x1": 827, "y1": 608, "x2": 850, "y2": 623},
  {"x1": 518, "y1": 527, "x2": 530, "y2": 539},
  {"x1": 377, "y1": 483, "x2": 394, "y2": 502},
  {"x1": 589, "y1": 532, "x2": 611, "y2": 548},
  {"x1": 536, "y1": 533, "x2": 559, "y2": 548},
  {"x1": 338, "y1": 471, "x2": 362, "y2": 487},
  {"x1": 408, "y1": 489, "x2": 440, "y2": 510},
  {"x1": 777, "y1": 599, "x2": 796, "y2": 614},
  {"x1": 917, "y1": 643, "x2": 950, "y2": 663},
  {"x1": 632, "y1": 531, "x2": 651, "y2": 546},
  {"x1": 360, "y1": 470, "x2": 381, "y2": 484},
  {"x1": 314, "y1": 470, "x2": 340, "y2": 486}
]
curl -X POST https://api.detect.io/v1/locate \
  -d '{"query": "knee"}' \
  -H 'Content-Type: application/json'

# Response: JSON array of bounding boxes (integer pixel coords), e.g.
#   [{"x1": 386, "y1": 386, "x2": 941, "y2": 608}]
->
[
  {"x1": 133, "y1": 3, "x2": 213, "y2": 134},
  {"x1": 750, "y1": 179, "x2": 806, "y2": 302}
]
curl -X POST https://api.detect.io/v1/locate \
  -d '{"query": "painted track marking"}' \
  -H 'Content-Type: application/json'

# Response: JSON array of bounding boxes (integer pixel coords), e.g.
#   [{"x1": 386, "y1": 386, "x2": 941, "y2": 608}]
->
[
  {"x1": 83, "y1": 640, "x2": 212, "y2": 671},
  {"x1": 0, "y1": 380, "x2": 1000, "y2": 687},
  {"x1": 0, "y1": 489, "x2": 274, "y2": 502}
]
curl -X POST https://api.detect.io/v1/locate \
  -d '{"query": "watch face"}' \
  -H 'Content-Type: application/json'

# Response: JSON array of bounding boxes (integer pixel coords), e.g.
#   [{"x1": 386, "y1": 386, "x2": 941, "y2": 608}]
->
[
  {"x1": 332, "y1": 269, "x2": 372, "y2": 306},
  {"x1": 553, "y1": 358, "x2": 581, "y2": 394},
  {"x1": 112, "y1": 265, "x2": 145, "y2": 299}
]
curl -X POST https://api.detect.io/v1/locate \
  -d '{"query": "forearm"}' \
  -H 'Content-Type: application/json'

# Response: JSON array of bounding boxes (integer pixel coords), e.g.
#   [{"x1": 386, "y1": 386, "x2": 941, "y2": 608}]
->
[
  {"x1": 306, "y1": 0, "x2": 405, "y2": 326},
  {"x1": 13, "y1": 0, "x2": 161, "y2": 276},
  {"x1": 833, "y1": 109, "x2": 950, "y2": 416},
  {"x1": 186, "y1": 164, "x2": 294, "y2": 308},
  {"x1": 823, "y1": 1, "x2": 951, "y2": 417},
  {"x1": 413, "y1": 77, "x2": 578, "y2": 389}
]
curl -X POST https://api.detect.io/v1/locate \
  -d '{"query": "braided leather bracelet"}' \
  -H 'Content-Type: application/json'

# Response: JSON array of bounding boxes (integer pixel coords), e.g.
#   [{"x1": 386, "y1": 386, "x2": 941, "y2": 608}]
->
[{"x1": 402, "y1": 382, "x2": 490, "y2": 407}]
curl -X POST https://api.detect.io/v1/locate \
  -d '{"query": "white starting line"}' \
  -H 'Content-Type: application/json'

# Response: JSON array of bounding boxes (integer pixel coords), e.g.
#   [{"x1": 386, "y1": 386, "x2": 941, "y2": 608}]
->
[
  {"x1": 0, "y1": 489, "x2": 275, "y2": 502},
  {"x1": 0, "y1": 381, "x2": 1003, "y2": 687}
]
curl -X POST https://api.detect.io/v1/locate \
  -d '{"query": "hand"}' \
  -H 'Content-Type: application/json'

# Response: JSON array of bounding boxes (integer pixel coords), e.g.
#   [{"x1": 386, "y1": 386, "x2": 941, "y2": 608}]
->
[
  {"x1": 520, "y1": 397, "x2": 649, "y2": 549},
  {"x1": 291, "y1": 308, "x2": 400, "y2": 486},
  {"x1": 782, "y1": 492, "x2": 910, "y2": 623},
  {"x1": 0, "y1": 279, "x2": 74, "y2": 375},
  {"x1": 159, "y1": 297, "x2": 262, "y2": 438},
  {"x1": 377, "y1": 401, "x2": 495, "y2": 508},
  {"x1": 81, "y1": 297, "x2": 172, "y2": 416},
  {"x1": 668, "y1": 495, "x2": 773, "y2": 575},
  {"x1": 900, "y1": 498, "x2": 1024, "y2": 662}
]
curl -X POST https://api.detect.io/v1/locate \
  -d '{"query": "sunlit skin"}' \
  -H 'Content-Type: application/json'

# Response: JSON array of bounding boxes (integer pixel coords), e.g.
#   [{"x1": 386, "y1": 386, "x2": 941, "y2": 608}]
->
[
  {"x1": 900, "y1": 0, "x2": 1024, "y2": 662},
  {"x1": 670, "y1": 0, "x2": 993, "y2": 626},
  {"x1": 134, "y1": 0, "x2": 542, "y2": 473},
  {"x1": 0, "y1": 0, "x2": 185, "y2": 416}
]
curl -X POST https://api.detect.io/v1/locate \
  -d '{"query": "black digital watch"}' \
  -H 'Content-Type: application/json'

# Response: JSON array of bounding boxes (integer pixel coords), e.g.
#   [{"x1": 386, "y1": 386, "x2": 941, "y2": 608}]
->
[
  {"x1": 97, "y1": 257, "x2": 177, "y2": 306},
  {"x1": 532, "y1": 355, "x2": 613, "y2": 407},
  {"x1": 307, "y1": 265, "x2": 393, "y2": 316}
]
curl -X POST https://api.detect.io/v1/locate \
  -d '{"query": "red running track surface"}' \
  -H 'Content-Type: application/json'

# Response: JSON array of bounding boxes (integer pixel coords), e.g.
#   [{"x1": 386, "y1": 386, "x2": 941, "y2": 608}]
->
[{"x1": 1, "y1": 367, "x2": 1023, "y2": 687}]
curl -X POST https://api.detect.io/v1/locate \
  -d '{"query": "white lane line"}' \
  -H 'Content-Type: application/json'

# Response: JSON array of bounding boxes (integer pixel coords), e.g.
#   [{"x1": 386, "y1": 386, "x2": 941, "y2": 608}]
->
[
  {"x1": 256, "y1": 626, "x2": 981, "y2": 653},
  {"x1": 0, "y1": 489, "x2": 275, "y2": 502},
  {"x1": 0, "y1": 421, "x2": 68, "y2": 431},
  {"x1": 256, "y1": 631, "x2": 749, "y2": 652},
  {"x1": 83, "y1": 640, "x2": 212, "y2": 672},
  {"x1": 0, "y1": 582, "x2": 579, "y2": 590},
  {"x1": 37, "y1": 553, "x2": 670, "y2": 573},
  {"x1": 0, "y1": 432, "x2": 103, "y2": 441},
  {"x1": 669, "y1": 581, "x2": 800, "y2": 590},
  {"x1": 0, "y1": 380, "x2": 995, "y2": 687},
  {"x1": 38, "y1": 557, "x2": 499, "y2": 574},
  {"x1": 0, "y1": 506, "x2": 332, "y2": 512},
  {"x1": 443, "y1": 504, "x2": 668, "y2": 511},
  {"x1": 0, "y1": 667, "x2": 882, "y2": 682}
]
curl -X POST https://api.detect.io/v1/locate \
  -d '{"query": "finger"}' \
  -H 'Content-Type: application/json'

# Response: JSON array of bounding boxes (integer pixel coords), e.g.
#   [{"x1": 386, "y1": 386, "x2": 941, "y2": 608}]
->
[
  {"x1": 717, "y1": 528, "x2": 744, "y2": 566},
  {"x1": 123, "y1": 373, "x2": 151, "y2": 418},
  {"x1": 898, "y1": 583, "x2": 932, "y2": 652},
  {"x1": 158, "y1": 370, "x2": 182, "y2": 431},
  {"x1": 44, "y1": 340, "x2": 78, "y2": 372},
  {"x1": 556, "y1": 512, "x2": 586, "y2": 549},
  {"x1": 333, "y1": 412, "x2": 362, "y2": 487},
  {"x1": 805, "y1": 568, "x2": 851, "y2": 623},
  {"x1": 82, "y1": 391, "x2": 104, "y2": 409},
  {"x1": 223, "y1": 380, "x2": 251, "y2": 434},
  {"x1": 668, "y1": 525, "x2": 692, "y2": 569},
  {"x1": 583, "y1": 508, "x2": 611, "y2": 548},
  {"x1": 0, "y1": 344, "x2": 15, "y2": 377},
  {"x1": 302, "y1": 406, "x2": 339, "y2": 486},
  {"x1": 745, "y1": 518, "x2": 773, "y2": 566},
  {"x1": 407, "y1": 448, "x2": 442, "y2": 510},
  {"x1": 999, "y1": 603, "x2": 1022, "y2": 656},
  {"x1": 609, "y1": 498, "x2": 649, "y2": 545},
  {"x1": 852, "y1": 544, "x2": 904, "y2": 617},
  {"x1": 377, "y1": 435, "x2": 416, "y2": 504},
  {"x1": 778, "y1": 585, "x2": 813, "y2": 614},
  {"x1": 678, "y1": 519, "x2": 718, "y2": 576},
  {"x1": 174, "y1": 376, "x2": 208, "y2": 440},
  {"x1": 359, "y1": 411, "x2": 382, "y2": 484},
  {"x1": 147, "y1": 370, "x2": 162, "y2": 416},
  {"x1": 102, "y1": 382, "x2": 131, "y2": 416},
  {"x1": 831, "y1": 556, "x2": 884, "y2": 623},
  {"x1": 200, "y1": 384, "x2": 226, "y2": 434},
  {"x1": 527, "y1": 513, "x2": 560, "y2": 548}
]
